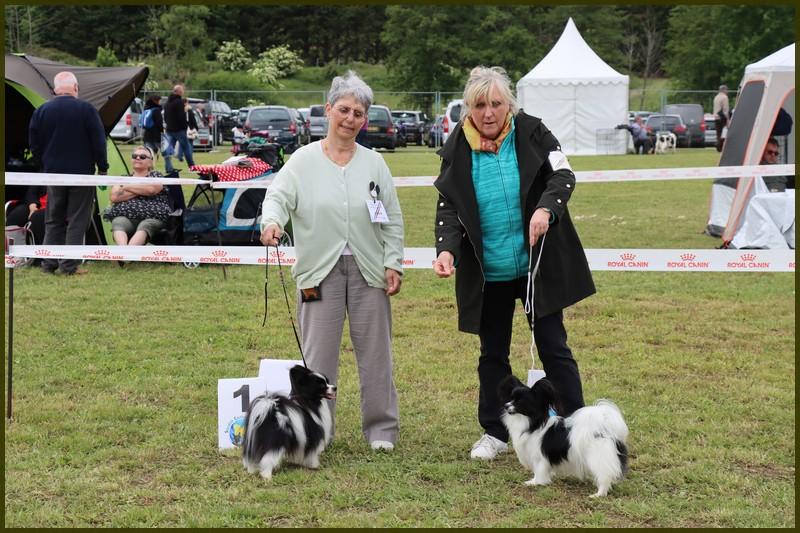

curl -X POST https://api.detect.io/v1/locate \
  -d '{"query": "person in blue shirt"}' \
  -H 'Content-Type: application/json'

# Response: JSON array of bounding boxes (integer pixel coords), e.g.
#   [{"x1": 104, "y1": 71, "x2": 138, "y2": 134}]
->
[
  {"x1": 28, "y1": 71, "x2": 108, "y2": 275},
  {"x1": 617, "y1": 115, "x2": 651, "y2": 155}
]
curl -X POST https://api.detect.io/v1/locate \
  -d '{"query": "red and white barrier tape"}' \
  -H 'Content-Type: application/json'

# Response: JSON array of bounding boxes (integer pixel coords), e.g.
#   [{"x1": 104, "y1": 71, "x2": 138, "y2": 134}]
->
[
  {"x1": 5, "y1": 245, "x2": 794, "y2": 272},
  {"x1": 6, "y1": 164, "x2": 794, "y2": 189}
]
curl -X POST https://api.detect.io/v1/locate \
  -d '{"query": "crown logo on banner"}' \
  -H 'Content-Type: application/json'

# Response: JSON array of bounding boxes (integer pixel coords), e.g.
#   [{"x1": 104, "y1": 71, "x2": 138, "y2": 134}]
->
[
  {"x1": 212, "y1": 250, "x2": 227, "y2": 257},
  {"x1": 740, "y1": 253, "x2": 756, "y2": 262},
  {"x1": 680, "y1": 253, "x2": 696, "y2": 261},
  {"x1": 95, "y1": 249, "x2": 111, "y2": 257},
  {"x1": 153, "y1": 249, "x2": 169, "y2": 257},
  {"x1": 620, "y1": 252, "x2": 636, "y2": 261}
]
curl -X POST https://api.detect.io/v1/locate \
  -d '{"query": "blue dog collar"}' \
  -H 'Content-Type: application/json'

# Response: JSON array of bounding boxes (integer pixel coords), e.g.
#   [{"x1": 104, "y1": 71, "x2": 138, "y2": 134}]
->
[{"x1": 548, "y1": 407, "x2": 558, "y2": 418}]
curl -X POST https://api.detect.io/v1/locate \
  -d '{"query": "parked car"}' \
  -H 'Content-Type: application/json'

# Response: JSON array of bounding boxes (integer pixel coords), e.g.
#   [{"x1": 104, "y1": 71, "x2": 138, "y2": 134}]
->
[
  {"x1": 393, "y1": 119, "x2": 408, "y2": 148},
  {"x1": 365, "y1": 104, "x2": 397, "y2": 150},
  {"x1": 189, "y1": 108, "x2": 212, "y2": 152},
  {"x1": 628, "y1": 110, "x2": 655, "y2": 124},
  {"x1": 442, "y1": 99, "x2": 463, "y2": 143},
  {"x1": 289, "y1": 107, "x2": 311, "y2": 146},
  {"x1": 703, "y1": 112, "x2": 717, "y2": 147},
  {"x1": 205, "y1": 100, "x2": 235, "y2": 144},
  {"x1": 110, "y1": 97, "x2": 143, "y2": 141},
  {"x1": 644, "y1": 114, "x2": 689, "y2": 148},
  {"x1": 308, "y1": 104, "x2": 328, "y2": 141},
  {"x1": 426, "y1": 114, "x2": 444, "y2": 147},
  {"x1": 243, "y1": 105, "x2": 302, "y2": 152},
  {"x1": 662, "y1": 103, "x2": 705, "y2": 147},
  {"x1": 235, "y1": 107, "x2": 250, "y2": 128},
  {"x1": 391, "y1": 110, "x2": 429, "y2": 145}
]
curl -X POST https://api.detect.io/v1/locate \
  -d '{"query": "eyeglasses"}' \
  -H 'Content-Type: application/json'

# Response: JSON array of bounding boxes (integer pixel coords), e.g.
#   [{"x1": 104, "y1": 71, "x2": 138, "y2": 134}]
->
[
  {"x1": 333, "y1": 105, "x2": 366, "y2": 120},
  {"x1": 131, "y1": 153, "x2": 152, "y2": 160},
  {"x1": 766, "y1": 150, "x2": 779, "y2": 156}
]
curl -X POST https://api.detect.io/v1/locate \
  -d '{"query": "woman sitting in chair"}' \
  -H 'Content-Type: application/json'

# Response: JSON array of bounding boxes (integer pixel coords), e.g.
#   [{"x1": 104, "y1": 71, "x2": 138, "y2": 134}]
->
[{"x1": 106, "y1": 146, "x2": 171, "y2": 245}]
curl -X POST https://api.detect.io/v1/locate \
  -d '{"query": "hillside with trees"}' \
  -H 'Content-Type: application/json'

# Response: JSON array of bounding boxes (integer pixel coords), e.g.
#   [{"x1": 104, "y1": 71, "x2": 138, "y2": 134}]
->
[{"x1": 5, "y1": 4, "x2": 794, "y2": 97}]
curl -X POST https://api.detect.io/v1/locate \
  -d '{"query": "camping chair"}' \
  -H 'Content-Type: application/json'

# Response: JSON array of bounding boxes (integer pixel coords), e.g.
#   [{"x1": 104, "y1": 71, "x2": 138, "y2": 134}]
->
[{"x1": 151, "y1": 170, "x2": 186, "y2": 246}]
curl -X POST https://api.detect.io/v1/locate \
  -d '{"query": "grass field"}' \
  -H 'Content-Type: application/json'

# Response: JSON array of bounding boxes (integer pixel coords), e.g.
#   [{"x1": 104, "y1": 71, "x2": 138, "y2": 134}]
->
[{"x1": 4, "y1": 145, "x2": 795, "y2": 527}]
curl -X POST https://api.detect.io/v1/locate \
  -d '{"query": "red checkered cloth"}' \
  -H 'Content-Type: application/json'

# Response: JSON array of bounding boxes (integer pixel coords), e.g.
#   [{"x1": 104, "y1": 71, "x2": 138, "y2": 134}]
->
[{"x1": 190, "y1": 158, "x2": 271, "y2": 182}]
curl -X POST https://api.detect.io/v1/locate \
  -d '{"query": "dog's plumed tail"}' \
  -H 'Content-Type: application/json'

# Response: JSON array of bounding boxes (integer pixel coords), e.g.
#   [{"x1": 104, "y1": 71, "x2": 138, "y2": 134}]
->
[
  {"x1": 569, "y1": 399, "x2": 629, "y2": 492},
  {"x1": 242, "y1": 395, "x2": 280, "y2": 469}
]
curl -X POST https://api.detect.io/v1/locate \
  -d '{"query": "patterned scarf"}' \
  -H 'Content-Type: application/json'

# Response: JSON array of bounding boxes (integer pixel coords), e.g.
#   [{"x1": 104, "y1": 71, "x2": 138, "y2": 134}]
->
[{"x1": 462, "y1": 112, "x2": 513, "y2": 153}]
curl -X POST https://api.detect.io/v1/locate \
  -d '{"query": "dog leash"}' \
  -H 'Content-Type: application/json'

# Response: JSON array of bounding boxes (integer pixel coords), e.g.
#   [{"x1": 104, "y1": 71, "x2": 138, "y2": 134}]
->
[
  {"x1": 263, "y1": 243, "x2": 308, "y2": 369},
  {"x1": 524, "y1": 232, "x2": 546, "y2": 371}
]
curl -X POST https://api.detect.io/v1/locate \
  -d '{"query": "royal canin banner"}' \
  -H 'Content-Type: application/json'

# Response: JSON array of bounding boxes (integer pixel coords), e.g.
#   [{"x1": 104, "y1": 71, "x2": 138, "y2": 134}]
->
[
  {"x1": 5, "y1": 164, "x2": 794, "y2": 189},
  {"x1": 6, "y1": 246, "x2": 795, "y2": 272}
]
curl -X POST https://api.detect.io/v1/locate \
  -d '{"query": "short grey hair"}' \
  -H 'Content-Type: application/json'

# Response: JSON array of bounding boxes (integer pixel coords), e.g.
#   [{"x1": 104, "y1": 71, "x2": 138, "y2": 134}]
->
[
  {"x1": 461, "y1": 66, "x2": 519, "y2": 120},
  {"x1": 327, "y1": 70, "x2": 373, "y2": 111}
]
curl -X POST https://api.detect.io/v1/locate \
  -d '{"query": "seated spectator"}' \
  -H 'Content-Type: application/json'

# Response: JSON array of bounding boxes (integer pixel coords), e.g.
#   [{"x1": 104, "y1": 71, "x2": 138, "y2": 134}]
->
[
  {"x1": 5, "y1": 185, "x2": 47, "y2": 244},
  {"x1": 105, "y1": 146, "x2": 171, "y2": 245},
  {"x1": 760, "y1": 137, "x2": 788, "y2": 192},
  {"x1": 616, "y1": 116, "x2": 651, "y2": 155}
]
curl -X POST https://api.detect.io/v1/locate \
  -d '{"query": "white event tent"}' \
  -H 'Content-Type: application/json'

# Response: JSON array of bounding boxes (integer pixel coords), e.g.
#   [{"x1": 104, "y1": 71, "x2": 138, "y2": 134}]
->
[{"x1": 516, "y1": 18, "x2": 629, "y2": 155}]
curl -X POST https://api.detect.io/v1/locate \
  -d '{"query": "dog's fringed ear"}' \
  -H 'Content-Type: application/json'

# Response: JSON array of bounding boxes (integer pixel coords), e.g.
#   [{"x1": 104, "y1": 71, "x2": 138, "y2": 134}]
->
[
  {"x1": 532, "y1": 378, "x2": 557, "y2": 403},
  {"x1": 288, "y1": 364, "x2": 309, "y2": 390},
  {"x1": 498, "y1": 374, "x2": 525, "y2": 403}
]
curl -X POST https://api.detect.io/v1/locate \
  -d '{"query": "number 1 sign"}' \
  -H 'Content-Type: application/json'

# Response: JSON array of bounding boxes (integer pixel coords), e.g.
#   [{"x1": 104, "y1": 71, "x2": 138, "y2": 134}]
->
[{"x1": 217, "y1": 377, "x2": 269, "y2": 450}]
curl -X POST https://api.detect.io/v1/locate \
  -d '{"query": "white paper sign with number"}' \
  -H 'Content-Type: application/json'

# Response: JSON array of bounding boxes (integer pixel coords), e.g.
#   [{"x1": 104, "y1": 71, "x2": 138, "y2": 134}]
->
[{"x1": 217, "y1": 376, "x2": 269, "y2": 450}]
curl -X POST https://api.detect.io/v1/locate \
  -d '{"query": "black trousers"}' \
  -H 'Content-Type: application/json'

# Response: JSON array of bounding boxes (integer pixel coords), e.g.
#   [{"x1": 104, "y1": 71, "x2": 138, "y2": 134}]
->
[
  {"x1": 477, "y1": 277, "x2": 584, "y2": 442},
  {"x1": 41, "y1": 185, "x2": 94, "y2": 273}
]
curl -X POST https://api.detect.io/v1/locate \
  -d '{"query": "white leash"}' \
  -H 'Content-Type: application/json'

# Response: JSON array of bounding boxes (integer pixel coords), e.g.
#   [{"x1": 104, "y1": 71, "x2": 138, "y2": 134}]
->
[{"x1": 524, "y1": 233, "x2": 546, "y2": 370}]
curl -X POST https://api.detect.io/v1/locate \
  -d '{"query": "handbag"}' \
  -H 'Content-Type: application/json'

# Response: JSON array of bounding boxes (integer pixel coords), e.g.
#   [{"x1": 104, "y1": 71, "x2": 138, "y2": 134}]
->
[
  {"x1": 104, "y1": 192, "x2": 172, "y2": 222},
  {"x1": 187, "y1": 128, "x2": 199, "y2": 140}
]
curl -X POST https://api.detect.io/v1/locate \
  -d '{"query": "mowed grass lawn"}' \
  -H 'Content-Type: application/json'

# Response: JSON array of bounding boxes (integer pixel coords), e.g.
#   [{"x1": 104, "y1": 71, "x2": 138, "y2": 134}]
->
[{"x1": 4, "y1": 144, "x2": 795, "y2": 527}]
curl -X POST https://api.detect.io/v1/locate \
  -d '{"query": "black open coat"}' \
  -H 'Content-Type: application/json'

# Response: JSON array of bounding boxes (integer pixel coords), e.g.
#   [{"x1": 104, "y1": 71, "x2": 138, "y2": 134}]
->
[{"x1": 433, "y1": 111, "x2": 595, "y2": 334}]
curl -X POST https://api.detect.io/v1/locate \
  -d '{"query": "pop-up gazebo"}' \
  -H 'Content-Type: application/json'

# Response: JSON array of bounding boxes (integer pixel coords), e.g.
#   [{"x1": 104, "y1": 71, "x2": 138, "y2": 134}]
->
[{"x1": 516, "y1": 18, "x2": 629, "y2": 155}]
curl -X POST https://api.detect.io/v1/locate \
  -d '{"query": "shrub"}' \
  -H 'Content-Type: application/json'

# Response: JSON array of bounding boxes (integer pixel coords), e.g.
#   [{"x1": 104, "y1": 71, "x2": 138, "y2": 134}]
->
[
  {"x1": 215, "y1": 40, "x2": 252, "y2": 72},
  {"x1": 95, "y1": 45, "x2": 120, "y2": 67}
]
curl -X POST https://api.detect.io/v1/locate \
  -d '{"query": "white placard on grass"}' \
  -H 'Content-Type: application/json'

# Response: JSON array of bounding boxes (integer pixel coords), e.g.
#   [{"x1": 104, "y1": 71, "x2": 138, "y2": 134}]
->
[
  {"x1": 258, "y1": 359, "x2": 304, "y2": 395},
  {"x1": 217, "y1": 359, "x2": 304, "y2": 450},
  {"x1": 217, "y1": 376, "x2": 269, "y2": 450}
]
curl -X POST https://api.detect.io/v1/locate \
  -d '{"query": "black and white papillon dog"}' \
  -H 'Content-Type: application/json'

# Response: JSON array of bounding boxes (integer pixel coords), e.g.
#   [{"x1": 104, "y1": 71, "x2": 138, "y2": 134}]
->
[
  {"x1": 499, "y1": 375, "x2": 629, "y2": 498},
  {"x1": 242, "y1": 365, "x2": 336, "y2": 480}
]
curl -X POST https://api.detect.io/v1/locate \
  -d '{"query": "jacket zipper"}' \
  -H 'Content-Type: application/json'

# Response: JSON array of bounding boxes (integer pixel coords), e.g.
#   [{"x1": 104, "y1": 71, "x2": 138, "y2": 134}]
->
[{"x1": 493, "y1": 153, "x2": 522, "y2": 279}]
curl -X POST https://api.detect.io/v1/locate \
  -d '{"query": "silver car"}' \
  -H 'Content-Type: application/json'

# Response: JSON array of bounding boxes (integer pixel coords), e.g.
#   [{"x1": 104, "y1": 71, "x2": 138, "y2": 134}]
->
[
  {"x1": 110, "y1": 97, "x2": 143, "y2": 141},
  {"x1": 308, "y1": 104, "x2": 328, "y2": 141}
]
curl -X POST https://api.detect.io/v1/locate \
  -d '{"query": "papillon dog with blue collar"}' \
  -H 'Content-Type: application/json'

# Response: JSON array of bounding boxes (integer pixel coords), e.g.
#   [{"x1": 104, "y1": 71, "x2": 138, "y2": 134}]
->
[
  {"x1": 242, "y1": 365, "x2": 336, "y2": 480},
  {"x1": 499, "y1": 375, "x2": 629, "y2": 497}
]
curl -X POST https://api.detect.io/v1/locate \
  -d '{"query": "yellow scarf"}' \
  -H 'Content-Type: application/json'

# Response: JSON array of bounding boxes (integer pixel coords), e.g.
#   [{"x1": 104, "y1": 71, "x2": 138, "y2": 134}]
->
[{"x1": 462, "y1": 112, "x2": 513, "y2": 153}]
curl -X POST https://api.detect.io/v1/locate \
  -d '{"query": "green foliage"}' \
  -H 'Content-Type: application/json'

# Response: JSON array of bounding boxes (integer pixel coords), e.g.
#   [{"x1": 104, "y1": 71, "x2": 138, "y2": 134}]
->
[
  {"x1": 192, "y1": 70, "x2": 268, "y2": 108},
  {"x1": 158, "y1": 5, "x2": 213, "y2": 75},
  {"x1": 215, "y1": 40, "x2": 252, "y2": 72},
  {"x1": 664, "y1": 5, "x2": 795, "y2": 90},
  {"x1": 247, "y1": 45, "x2": 304, "y2": 88},
  {"x1": 94, "y1": 45, "x2": 120, "y2": 67}
]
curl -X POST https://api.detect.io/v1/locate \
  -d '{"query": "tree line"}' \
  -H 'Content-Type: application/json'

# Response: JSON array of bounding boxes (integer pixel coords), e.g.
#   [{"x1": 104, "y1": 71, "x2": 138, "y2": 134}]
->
[{"x1": 5, "y1": 4, "x2": 795, "y2": 92}]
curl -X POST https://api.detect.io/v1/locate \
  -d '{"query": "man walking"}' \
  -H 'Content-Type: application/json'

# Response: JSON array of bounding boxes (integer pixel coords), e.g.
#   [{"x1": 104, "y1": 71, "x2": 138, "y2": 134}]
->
[
  {"x1": 713, "y1": 84, "x2": 730, "y2": 152},
  {"x1": 28, "y1": 71, "x2": 108, "y2": 275},
  {"x1": 163, "y1": 84, "x2": 195, "y2": 172}
]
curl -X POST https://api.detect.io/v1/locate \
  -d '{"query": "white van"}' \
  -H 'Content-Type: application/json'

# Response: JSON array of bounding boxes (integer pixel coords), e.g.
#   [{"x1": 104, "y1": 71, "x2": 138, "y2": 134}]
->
[{"x1": 441, "y1": 99, "x2": 463, "y2": 144}]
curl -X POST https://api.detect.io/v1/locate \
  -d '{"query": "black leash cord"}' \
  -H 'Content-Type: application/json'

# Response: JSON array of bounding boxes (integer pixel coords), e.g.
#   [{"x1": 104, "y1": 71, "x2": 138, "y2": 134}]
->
[{"x1": 263, "y1": 242, "x2": 307, "y2": 368}]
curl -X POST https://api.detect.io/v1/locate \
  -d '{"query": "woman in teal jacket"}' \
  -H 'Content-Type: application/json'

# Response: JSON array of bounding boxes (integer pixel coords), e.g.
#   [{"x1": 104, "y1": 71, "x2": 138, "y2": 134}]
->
[{"x1": 432, "y1": 66, "x2": 595, "y2": 461}]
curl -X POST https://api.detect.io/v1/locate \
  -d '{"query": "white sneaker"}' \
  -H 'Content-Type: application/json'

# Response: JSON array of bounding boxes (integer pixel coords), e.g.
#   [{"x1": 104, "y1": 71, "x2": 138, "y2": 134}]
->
[
  {"x1": 370, "y1": 440, "x2": 395, "y2": 451},
  {"x1": 470, "y1": 434, "x2": 508, "y2": 460}
]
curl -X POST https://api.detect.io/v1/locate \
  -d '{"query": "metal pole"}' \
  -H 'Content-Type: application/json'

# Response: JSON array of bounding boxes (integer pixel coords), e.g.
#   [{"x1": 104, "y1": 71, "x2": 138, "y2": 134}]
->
[{"x1": 7, "y1": 258, "x2": 14, "y2": 421}]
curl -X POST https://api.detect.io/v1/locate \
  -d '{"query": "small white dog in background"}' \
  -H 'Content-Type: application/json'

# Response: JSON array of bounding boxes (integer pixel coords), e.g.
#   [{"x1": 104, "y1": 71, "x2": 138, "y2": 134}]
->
[{"x1": 654, "y1": 131, "x2": 677, "y2": 154}]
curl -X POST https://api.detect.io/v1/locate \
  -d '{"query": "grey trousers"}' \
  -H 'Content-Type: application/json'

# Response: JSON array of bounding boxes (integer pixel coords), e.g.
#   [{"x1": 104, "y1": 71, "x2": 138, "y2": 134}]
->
[
  {"x1": 42, "y1": 186, "x2": 94, "y2": 273},
  {"x1": 297, "y1": 255, "x2": 399, "y2": 444}
]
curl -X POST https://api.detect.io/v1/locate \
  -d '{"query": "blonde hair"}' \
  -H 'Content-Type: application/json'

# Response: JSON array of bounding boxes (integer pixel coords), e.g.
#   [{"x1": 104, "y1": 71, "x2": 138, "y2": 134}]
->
[{"x1": 461, "y1": 66, "x2": 519, "y2": 120}]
